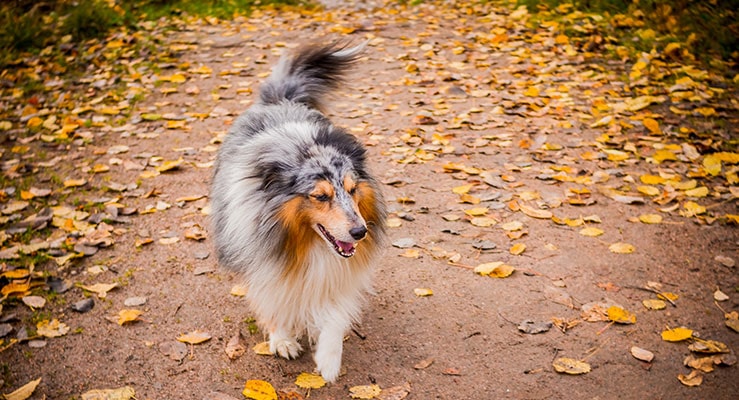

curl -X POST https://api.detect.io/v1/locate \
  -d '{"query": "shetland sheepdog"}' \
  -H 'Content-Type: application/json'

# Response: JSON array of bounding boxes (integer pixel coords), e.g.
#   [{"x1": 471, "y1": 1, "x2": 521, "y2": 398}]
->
[{"x1": 210, "y1": 42, "x2": 386, "y2": 382}]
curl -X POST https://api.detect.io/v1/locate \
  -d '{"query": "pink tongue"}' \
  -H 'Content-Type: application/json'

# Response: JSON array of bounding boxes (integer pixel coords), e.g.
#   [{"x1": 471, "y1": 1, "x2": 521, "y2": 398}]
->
[{"x1": 337, "y1": 240, "x2": 355, "y2": 253}]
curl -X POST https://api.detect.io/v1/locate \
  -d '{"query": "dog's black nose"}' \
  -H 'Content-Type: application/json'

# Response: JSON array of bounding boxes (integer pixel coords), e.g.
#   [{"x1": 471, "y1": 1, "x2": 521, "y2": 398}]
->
[{"x1": 349, "y1": 226, "x2": 368, "y2": 240}]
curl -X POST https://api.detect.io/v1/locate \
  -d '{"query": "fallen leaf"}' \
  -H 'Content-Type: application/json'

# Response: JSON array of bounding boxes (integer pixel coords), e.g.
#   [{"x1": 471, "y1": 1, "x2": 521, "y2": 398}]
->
[
  {"x1": 518, "y1": 320, "x2": 552, "y2": 334},
  {"x1": 243, "y1": 380, "x2": 277, "y2": 400},
  {"x1": 36, "y1": 319, "x2": 70, "y2": 338},
  {"x1": 630, "y1": 346, "x2": 654, "y2": 362},
  {"x1": 117, "y1": 309, "x2": 143, "y2": 325},
  {"x1": 661, "y1": 327, "x2": 693, "y2": 342},
  {"x1": 253, "y1": 341, "x2": 272, "y2": 356},
  {"x1": 609, "y1": 242, "x2": 635, "y2": 254},
  {"x1": 607, "y1": 306, "x2": 636, "y2": 324},
  {"x1": 79, "y1": 282, "x2": 119, "y2": 298},
  {"x1": 177, "y1": 330, "x2": 212, "y2": 345},
  {"x1": 226, "y1": 333, "x2": 246, "y2": 360},
  {"x1": 349, "y1": 384, "x2": 381, "y2": 399},
  {"x1": 155, "y1": 159, "x2": 184, "y2": 172},
  {"x1": 3, "y1": 377, "x2": 41, "y2": 400},
  {"x1": 413, "y1": 358, "x2": 434, "y2": 369},
  {"x1": 509, "y1": 243, "x2": 526, "y2": 255},
  {"x1": 294, "y1": 373, "x2": 325, "y2": 389},
  {"x1": 713, "y1": 289, "x2": 729, "y2": 302},
  {"x1": 642, "y1": 299, "x2": 666, "y2": 310},
  {"x1": 413, "y1": 288, "x2": 433, "y2": 297},
  {"x1": 552, "y1": 358, "x2": 590, "y2": 375},
  {"x1": 638, "y1": 214, "x2": 663, "y2": 224},
  {"x1": 518, "y1": 203, "x2": 553, "y2": 219},
  {"x1": 579, "y1": 227, "x2": 604, "y2": 237},
  {"x1": 677, "y1": 370, "x2": 703, "y2": 387},
  {"x1": 21, "y1": 296, "x2": 46, "y2": 309},
  {"x1": 688, "y1": 338, "x2": 729, "y2": 354}
]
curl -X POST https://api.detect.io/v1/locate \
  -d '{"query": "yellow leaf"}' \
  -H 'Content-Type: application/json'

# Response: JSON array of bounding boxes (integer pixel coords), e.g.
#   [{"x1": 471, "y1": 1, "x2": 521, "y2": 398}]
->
[
  {"x1": 414, "y1": 288, "x2": 433, "y2": 297},
  {"x1": 242, "y1": 380, "x2": 277, "y2": 400},
  {"x1": 579, "y1": 227, "x2": 604, "y2": 237},
  {"x1": 652, "y1": 149, "x2": 677, "y2": 163},
  {"x1": 702, "y1": 155, "x2": 721, "y2": 176},
  {"x1": 500, "y1": 221, "x2": 523, "y2": 231},
  {"x1": 671, "y1": 179, "x2": 697, "y2": 190},
  {"x1": 177, "y1": 330, "x2": 212, "y2": 344},
  {"x1": 36, "y1": 319, "x2": 70, "y2": 338},
  {"x1": 140, "y1": 170, "x2": 160, "y2": 179},
  {"x1": 166, "y1": 120, "x2": 187, "y2": 129},
  {"x1": 589, "y1": 115, "x2": 612, "y2": 128},
  {"x1": 638, "y1": 214, "x2": 662, "y2": 224},
  {"x1": 92, "y1": 164, "x2": 110, "y2": 173},
  {"x1": 400, "y1": 249, "x2": 420, "y2": 258},
  {"x1": 63, "y1": 178, "x2": 87, "y2": 188},
  {"x1": 170, "y1": 73, "x2": 187, "y2": 83},
  {"x1": 680, "y1": 201, "x2": 706, "y2": 217},
  {"x1": 661, "y1": 327, "x2": 693, "y2": 342},
  {"x1": 79, "y1": 282, "x2": 118, "y2": 297},
  {"x1": 487, "y1": 263, "x2": 515, "y2": 278},
  {"x1": 518, "y1": 203, "x2": 552, "y2": 219},
  {"x1": 642, "y1": 118, "x2": 661, "y2": 134},
  {"x1": 552, "y1": 358, "x2": 591, "y2": 375},
  {"x1": 656, "y1": 292, "x2": 679, "y2": 302},
  {"x1": 524, "y1": 86, "x2": 539, "y2": 97},
  {"x1": 117, "y1": 309, "x2": 143, "y2": 325},
  {"x1": 470, "y1": 217, "x2": 496, "y2": 227},
  {"x1": 80, "y1": 387, "x2": 135, "y2": 400},
  {"x1": 607, "y1": 306, "x2": 636, "y2": 324},
  {"x1": 252, "y1": 341, "x2": 272, "y2": 356},
  {"x1": 509, "y1": 243, "x2": 526, "y2": 255},
  {"x1": 386, "y1": 218, "x2": 402, "y2": 228},
  {"x1": 294, "y1": 372, "x2": 326, "y2": 389},
  {"x1": 474, "y1": 262, "x2": 504, "y2": 276},
  {"x1": 452, "y1": 184, "x2": 474, "y2": 195},
  {"x1": 640, "y1": 175, "x2": 665, "y2": 185},
  {"x1": 464, "y1": 207, "x2": 488, "y2": 216},
  {"x1": 156, "y1": 159, "x2": 183, "y2": 172},
  {"x1": 642, "y1": 299, "x2": 666, "y2": 310},
  {"x1": 637, "y1": 185, "x2": 660, "y2": 196},
  {"x1": 349, "y1": 384, "x2": 382, "y2": 399},
  {"x1": 609, "y1": 242, "x2": 635, "y2": 254},
  {"x1": 3, "y1": 378, "x2": 41, "y2": 400},
  {"x1": 684, "y1": 186, "x2": 708, "y2": 198},
  {"x1": 459, "y1": 193, "x2": 480, "y2": 204}
]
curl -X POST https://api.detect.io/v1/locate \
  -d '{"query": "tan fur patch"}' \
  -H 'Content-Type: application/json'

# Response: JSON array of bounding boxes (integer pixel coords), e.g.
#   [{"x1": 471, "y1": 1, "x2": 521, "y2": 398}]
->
[{"x1": 277, "y1": 197, "x2": 316, "y2": 278}]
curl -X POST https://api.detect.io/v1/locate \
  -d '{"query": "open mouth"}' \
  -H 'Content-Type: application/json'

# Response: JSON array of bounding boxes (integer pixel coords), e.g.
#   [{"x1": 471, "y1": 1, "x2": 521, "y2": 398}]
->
[{"x1": 317, "y1": 224, "x2": 356, "y2": 258}]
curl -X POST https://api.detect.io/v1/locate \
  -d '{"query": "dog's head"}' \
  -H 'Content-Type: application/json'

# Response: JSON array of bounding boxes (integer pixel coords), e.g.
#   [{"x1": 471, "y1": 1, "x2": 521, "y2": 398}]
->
[{"x1": 268, "y1": 127, "x2": 383, "y2": 261}]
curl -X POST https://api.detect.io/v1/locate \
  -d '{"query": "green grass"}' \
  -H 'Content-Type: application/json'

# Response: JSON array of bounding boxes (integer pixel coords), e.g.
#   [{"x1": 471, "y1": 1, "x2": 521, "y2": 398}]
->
[
  {"x1": 517, "y1": 0, "x2": 738, "y2": 73},
  {"x1": 0, "y1": 0, "x2": 310, "y2": 69}
]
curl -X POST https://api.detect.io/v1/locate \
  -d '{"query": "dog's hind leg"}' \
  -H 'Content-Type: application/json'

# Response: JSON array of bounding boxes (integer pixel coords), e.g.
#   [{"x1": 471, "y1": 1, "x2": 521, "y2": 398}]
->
[
  {"x1": 313, "y1": 315, "x2": 350, "y2": 382},
  {"x1": 269, "y1": 327, "x2": 302, "y2": 359}
]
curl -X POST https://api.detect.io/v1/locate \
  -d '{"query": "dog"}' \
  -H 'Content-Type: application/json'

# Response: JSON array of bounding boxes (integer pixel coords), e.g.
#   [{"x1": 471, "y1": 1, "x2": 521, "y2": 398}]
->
[{"x1": 210, "y1": 42, "x2": 386, "y2": 382}]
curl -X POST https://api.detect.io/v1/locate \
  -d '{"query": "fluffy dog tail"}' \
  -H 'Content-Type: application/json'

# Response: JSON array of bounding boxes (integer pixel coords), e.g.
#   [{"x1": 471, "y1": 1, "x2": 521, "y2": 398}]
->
[{"x1": 259, "y1": 41, "x2": 365, "y2": 111}]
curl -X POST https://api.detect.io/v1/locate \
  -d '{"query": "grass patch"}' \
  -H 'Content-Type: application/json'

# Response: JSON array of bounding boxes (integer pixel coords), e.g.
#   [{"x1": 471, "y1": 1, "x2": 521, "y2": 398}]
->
[
  {"x1": 0, "y1": 0, "x2": 310, "y2": 69},
  {"x1": 517, "y1": 0, "x2": 738, "y2": 73}
]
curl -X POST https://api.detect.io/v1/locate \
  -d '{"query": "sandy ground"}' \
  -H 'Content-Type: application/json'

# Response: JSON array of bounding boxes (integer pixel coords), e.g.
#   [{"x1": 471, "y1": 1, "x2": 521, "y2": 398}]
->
[{"x1": 2, "y1": 1, "x2": 738, "y2": 399}]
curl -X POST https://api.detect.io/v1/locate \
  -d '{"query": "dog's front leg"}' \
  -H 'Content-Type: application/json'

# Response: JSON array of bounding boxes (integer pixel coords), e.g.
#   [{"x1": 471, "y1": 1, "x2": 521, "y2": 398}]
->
[{"x1": 314, "y1": 317, "x2": 349, "y2": 382}]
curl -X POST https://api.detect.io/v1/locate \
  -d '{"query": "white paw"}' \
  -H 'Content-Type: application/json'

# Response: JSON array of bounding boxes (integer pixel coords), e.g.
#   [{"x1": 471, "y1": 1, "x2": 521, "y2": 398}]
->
[
  {"x1": 269, "y1": 336, "x2": 302, "y2": 359},
  {"x1": 314, "y1": 345, "x2": 342, "y2": 382}
]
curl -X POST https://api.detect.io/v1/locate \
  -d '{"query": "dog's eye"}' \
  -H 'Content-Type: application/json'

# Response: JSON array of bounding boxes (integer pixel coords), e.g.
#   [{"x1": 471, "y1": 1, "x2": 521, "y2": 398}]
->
[
  {"x1": 313, "y1": 194, "x2": 331, "y2": 202},
  {"x1": 348, "y1": 186, "x2": 357, "y2": 196}
]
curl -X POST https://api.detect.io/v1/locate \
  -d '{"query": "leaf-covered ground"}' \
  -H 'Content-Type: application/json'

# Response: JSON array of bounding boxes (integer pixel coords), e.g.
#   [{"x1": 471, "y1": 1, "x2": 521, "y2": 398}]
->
[{"x1": 1, "y1": 1, "x2": 737, "y2": 399}]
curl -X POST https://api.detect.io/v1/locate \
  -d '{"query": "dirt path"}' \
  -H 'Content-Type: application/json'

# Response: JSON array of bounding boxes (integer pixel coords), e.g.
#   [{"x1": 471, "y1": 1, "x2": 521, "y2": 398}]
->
[{"x1": 2, "y1": 1, "x2": 738, "y2": 399}]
